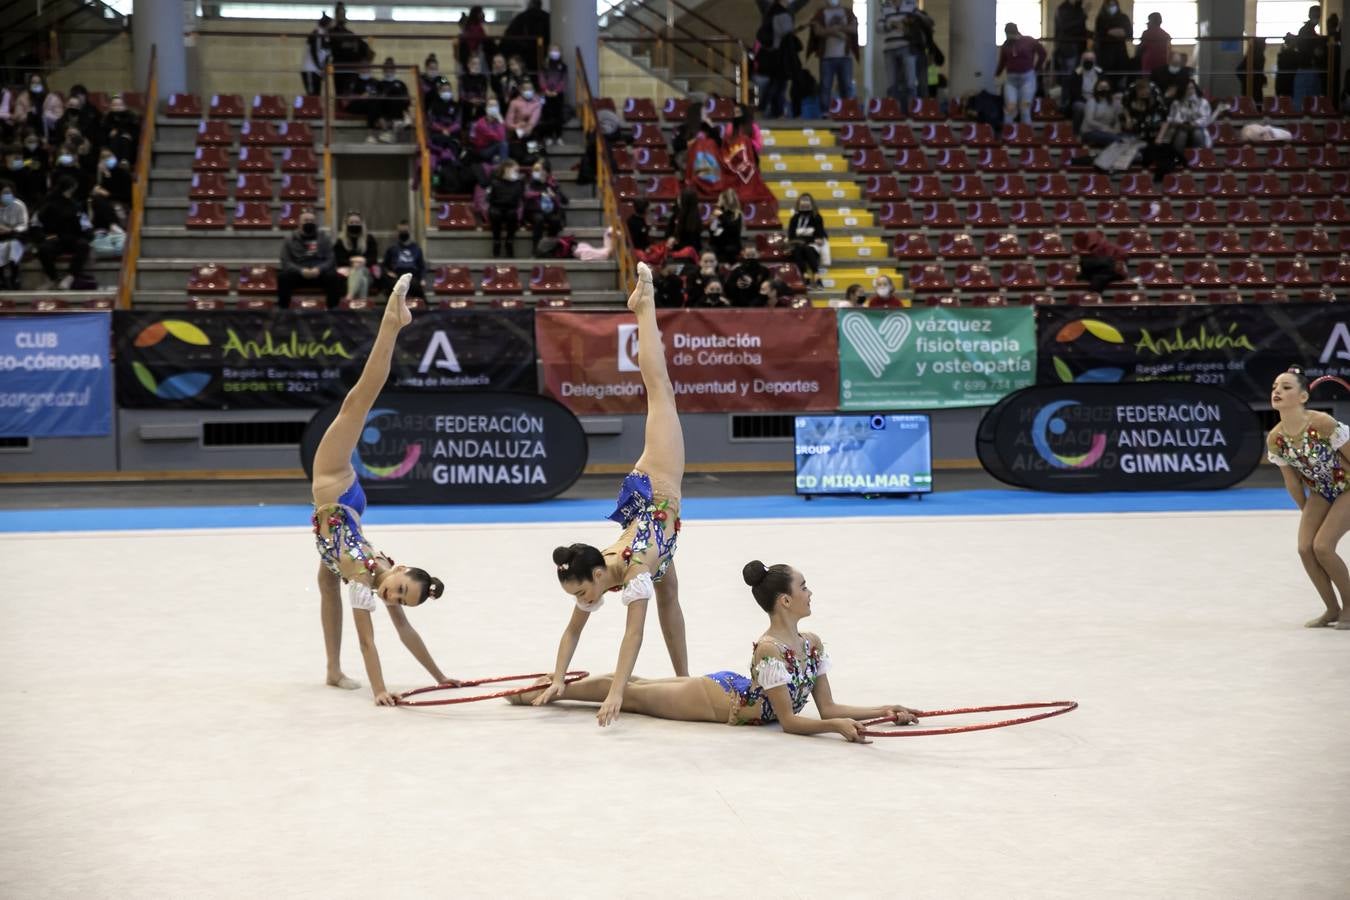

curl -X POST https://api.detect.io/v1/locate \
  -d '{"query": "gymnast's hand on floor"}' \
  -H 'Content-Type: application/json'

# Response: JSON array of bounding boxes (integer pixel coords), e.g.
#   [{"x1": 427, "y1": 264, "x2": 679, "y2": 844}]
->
[
  {"x1": 883, "y1": 705, "x2": 919, "y2": 725},
  {"x1": 833, "y1": 719, "x2": 872, "y2": 744},
  {"x1": 531, "y1": 675, "x2": 567, "y2": 706},
  {"x1": 438, "y1": 676, "x2": 463, "y2": 688},
  {"x1": 374, "y1": 690, "x2": 398, "y2": 707},
  {"x1": 596, "y1": 692, "x2": 623, "y2": 727}
]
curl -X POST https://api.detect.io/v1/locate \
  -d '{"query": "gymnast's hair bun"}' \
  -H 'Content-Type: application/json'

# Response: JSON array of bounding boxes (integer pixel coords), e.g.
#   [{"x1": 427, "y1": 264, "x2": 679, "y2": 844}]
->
[
  {"x1": 427, "y1": 577, "x2": 444, "y2": 600},
  {"x1": 742, "y1": 560, "x2": 768, "y2": 588},
  {"x1": 552, "y1": 546, "x2": 573, "y2": 567}
]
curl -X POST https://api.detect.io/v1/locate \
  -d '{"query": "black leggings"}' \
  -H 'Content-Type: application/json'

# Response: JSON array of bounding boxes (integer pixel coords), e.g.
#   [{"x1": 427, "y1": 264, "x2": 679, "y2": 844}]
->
[{"x1": 490, "y1": 209, "x2": 520, "y2": 257}]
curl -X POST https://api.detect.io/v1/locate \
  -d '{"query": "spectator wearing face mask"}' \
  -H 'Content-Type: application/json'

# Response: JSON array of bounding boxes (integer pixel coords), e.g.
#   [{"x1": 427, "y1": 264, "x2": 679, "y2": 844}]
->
[
  {"x1": 0, "y1": 180, "x2": 28, "y2": 290},
  {"x1": 760, "y1": 278, "x2": 790, "y2": 308},
  {"x1": 700, "y1": 277, "x2": 727, "y2": 307},
  {"x1": 995, "y1": 22, "x2": 1047, "y2": 126},
  {"x1": 279, "y1": 209, "x2": 344, "y2": 308},
  {"x1": 1161, "y1": 80, "x2": 1213, "y2": 153},
  {"x1": 419, "y1": 54, "x2": 442, "y2": 111},
  {"x1": 865, "y1": 275, "x2": 901, "y2": 307},
  {"x1": 381, "y1": 220, "x2": 426, "y2": 299},
  {"x1": 786, "y1": 193, "x2": 827, "y2": 286},
  {"x1": 725, "y1": 248, "x2": 770, "y2": 307},
  {"x1": 538, "y1": 46, "x2": 568, "y2": 146},
  {"x1": 470, "y1": 100, "x2": 509, "y2": 163},
  {"x1": 1093, "y1": 1, "x2": 1132, "y2": 86},
  {"x1": 1081, "y1": 83, "x2": 1125, "y2": 147},
  {"x1": 35, "y1": 176, "x2": 90, "y2": 290},
  {"x1": 102, "y1": 94, "x2": 140, "y2": 165},
  {"x1": 487, "y1": 159, "x2": 526, "y2": 258},
  {"x1": 50, "y1": 143, "x2": 90, "y2": 206},
  {"x1": 843, "y1": 283, "x2": 863, "y2": 306},
  {"x1": 11, "y1": 136, "x2": 46, "y2": 209},
  {"x1": 335, "y1": 210, "x2": 380, "y2": 301},
  {"x1": 709, "y1": 188, "x2": 744, "y2": 265},
  {"x1": 1151, "y1": 51, "x2": 1193, "y2": 103},
  {"x1": 523, "y1": 158, "x2": 567, "y2": 254},
  {"x1": 94, "y1": 148, "x2": 131, "y2": 206},
  {"x1": 505, "y1": 79, "x2": 544, "y2": 160},
  {"x1": 426, "y1": 78, "x2": 461, "y2": 153},
  {"x1": 1067, "y1": 52, "x2": 1102, "y2": 132},
  {"x1": 687, "y1": 251, "x2": 723, "y2": 305}
]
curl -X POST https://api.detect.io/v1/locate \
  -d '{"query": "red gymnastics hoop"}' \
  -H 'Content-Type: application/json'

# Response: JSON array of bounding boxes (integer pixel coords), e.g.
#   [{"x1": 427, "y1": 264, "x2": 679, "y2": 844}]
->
[
  {"x1": 395, "y1": 671, "x2": 590, "y2": 707},
  {"x1": 1310, "y1": 376, "x2": 1350, "y2": 394},
  {"x1": 859, "y1": 700, "x2": 1079, "y2": 737}
]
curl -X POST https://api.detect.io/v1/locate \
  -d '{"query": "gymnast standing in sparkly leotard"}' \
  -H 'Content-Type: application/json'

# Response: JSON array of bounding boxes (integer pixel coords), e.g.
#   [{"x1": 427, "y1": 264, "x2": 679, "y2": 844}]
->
[
  {"x1": 1267, "y1": 366, "x2": 1350, "y2": 629},
  {"x1": 310, "y1": 275, "x2": 456, "y2": 703}
]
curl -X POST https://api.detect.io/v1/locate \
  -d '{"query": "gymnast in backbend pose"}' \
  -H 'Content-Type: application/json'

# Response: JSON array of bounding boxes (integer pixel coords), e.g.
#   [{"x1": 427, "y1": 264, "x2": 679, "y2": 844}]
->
[
  {"x1": 311, "y1": 274, "x2": 456, "y2": 704},
  {"x1": 1268, "y1": 366, "x2": 1350, "y2": 629},
  {"x1": 534, "y1": 261, "x2": 690, "y2": 726},
  {"x1": 516, "y1": 560, "x2": 918, "y2": 742}
]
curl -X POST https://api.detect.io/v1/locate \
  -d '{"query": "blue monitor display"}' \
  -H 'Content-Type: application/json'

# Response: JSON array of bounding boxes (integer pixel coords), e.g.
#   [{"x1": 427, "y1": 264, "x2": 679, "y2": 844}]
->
[{"x1": 794, "y1": 414, "x2": 933, "y2": 495}]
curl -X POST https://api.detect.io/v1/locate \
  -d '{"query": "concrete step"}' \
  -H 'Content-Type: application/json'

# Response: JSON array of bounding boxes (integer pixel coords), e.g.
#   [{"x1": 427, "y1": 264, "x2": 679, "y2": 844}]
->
[
  {"x1": 769, "y1": 178, "x2": 862, "y2": 201},
  {"x1": 135, "y1": 258, "x2": 618, "y2": 292},
  {"x1": 131, "y1": 290, "x2": 623, "y2": 310},
  {"x1": 140, "y1": 227, "x2": 610, "y2": 259}
]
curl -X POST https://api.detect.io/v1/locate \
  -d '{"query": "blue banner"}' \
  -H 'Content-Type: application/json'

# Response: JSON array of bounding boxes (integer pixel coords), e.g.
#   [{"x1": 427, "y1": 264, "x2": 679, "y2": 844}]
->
[{"x1": 0, "y1": 313, "x2": 113, "y2": 437}]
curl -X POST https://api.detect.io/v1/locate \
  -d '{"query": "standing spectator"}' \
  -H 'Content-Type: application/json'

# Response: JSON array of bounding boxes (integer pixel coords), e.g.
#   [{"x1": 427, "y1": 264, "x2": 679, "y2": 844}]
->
[
  {"x1": 1237, "y1": 39, "x2": 1269, "y2": 102},
  {"x1": 458, "y1": 6, "x2": 490, "y2": 74},
  {"x1": 864, "y1": 274, "x2": 901, "y2": 307},
  {"x1": 785, "y1": 192, "x2": 827, "y2": 285},
  {"x1": 489, "y1": 54, "x2": 511, "y2": 110},
  {"x1": 755, "y1": 0, "x2": 809, "y2": 118},
  {"x1": 328, "y1": 3, "x2": 370, "y2": 100},
  {"x1": 1067, "y1": 51, "x2": 1102, "y2": 132},
  {"x1": 470, "y1": 100, "x2": 508, "y2": 163},
  {"x1": 995, "y1": 23, "x2": 1047, "y2": 126},
  {"x1": 1093, "y1": 1, "x2": 1134, "y2": 86},
  {"x1": 334, "y1": 210, "x2": 380, "y2": 301},
  {"x1": 725, "y1": 246, "x2": 770, "y2": 306},
  {"x1": 102, "y1": 94, "x2": 140, "y2": 165},
  {"x1": 380, "y1": 220, "x2": 426, "y2": 299},
  {"x1": 301, "y1": 14, "x2": 331, "y2": 97},
  {"x1": 505, "y1": 78, "x2": 543, "y2": 160},
  {"x1": 1136, "y1": 13, "x2": 1172, "y2": 78},
  {"x1": 35, "y1": 177, "x2": 89, "y2": 291},
  {"x1": 1328, "y1": 13, "x2": 1342, "y2": 103},
  {"x1": 665, "y1": 186, "x2": 704, "y2": 255},
  {"x1": 0, "y1": 180, "x2": 28, "y2": 290},
  {"x1": 808, "y1": 0, "x2": 860, "y2": 112},
  {"x1": 671, "y1": 104, "x2": 719, "y2": 170},
  {"x1": 503, "y1": 0, "x2": 550, "y2": 69},
  {"x1": 1150, "y1": 51, "x2": 1193, "y2": 103},
  {"x1": 1080, "y1": 82, "x2": 1125, "y2": 147},
  {"x1": 1276, "y1": 33, "x2": 1300, "y2": 98},
  {"x1": 1162, "y1": 80, "x2": 1212, "y2": 153},
  {"x1": 538, "y1": 45, "x2": 568, "y2": 146},
  {"x1": 1053, "y1": 0, "x2": 1088, "y2": 102},
  {"x1": 419, "y1": 54, "x2": 441, "y2": 111},
  {"x1": 460, "y1": 55, "x2": 490, "y2": 127},
  {"x1": 524, "y1": 158, "x2": 567, "y2": 254},
  {"x1": 709, "y1": 188, "x2": 744, "y2": 264},
  {"x1": 486, "y1": 158, "x2": 525, "y2": 258},
  {"x1": 505, "y1": 56, "x2": 530, "y2": 100},
  {"x1": 881, "y1": 0, "x2": 931, "y2": 109},
  {"x1": 1294, "y1": 5, "x2": 1326, "y2": 104},
  {"x1": 626, "y1": 198, "x2": 652, "y2": 254},
  {"x1": 278, "y1": 209, "x2": 343, "y2": 308}
]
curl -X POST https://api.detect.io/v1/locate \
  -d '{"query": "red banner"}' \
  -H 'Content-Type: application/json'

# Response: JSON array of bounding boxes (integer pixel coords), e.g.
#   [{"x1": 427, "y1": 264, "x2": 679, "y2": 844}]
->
[{"x1": 536, "y1": 309, "x2": 840, "y2": 414}]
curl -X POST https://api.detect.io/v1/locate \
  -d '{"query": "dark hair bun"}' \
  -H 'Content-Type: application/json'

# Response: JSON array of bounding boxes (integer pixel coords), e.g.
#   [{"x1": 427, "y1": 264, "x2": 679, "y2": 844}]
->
[
  {"x1": 1288, "y1": 365, "x2": 1304, "y2": 375},
  {"x1": 742, "y1": 560, "x2": 768, "y2": 587},
  {"x1": 552, "y1": 546, "x2": 572, "y2": 567},
  {"x1": 427, "y1": 577, "x2": 444, "y2": 600}
]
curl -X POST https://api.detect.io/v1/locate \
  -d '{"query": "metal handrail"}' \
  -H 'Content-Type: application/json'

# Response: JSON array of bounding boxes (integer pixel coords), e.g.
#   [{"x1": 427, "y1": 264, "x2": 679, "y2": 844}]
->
[
  {"x1": 574, "y1": 47, "x2": 634, "y2": 294},
  {"x1": 600, "y1": 35, "x2": 746, "y2": 98},
  {"x1": 117, "y1": 44, "x2": 156, "y2": 310},
  {"x1": 323, "y1": 62, "x2": 335, "y2": 235},
  {"x1": 410, "y1": 65, "x2": 432, "y2": 234}
]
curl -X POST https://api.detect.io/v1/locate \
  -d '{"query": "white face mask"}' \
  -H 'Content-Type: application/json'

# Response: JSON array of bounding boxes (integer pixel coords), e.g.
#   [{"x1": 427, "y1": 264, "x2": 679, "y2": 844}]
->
[
  {"x1": 487, "y1": 106, "x2": 501, "y2": 119},
  {"x1": 104, "y1": 156, "x2": 117, "y2": 169},
  {"x1": 1168, "y1": 65, "x2": 1180, "y2": 74},
  {"x1": 549, "y1": 51, "x2": 561, "y2": 61},
  {"x1": 439, "y1": 91, "x2": 453, "y2": 102},
  {"x1": 876, "y1": 284, "x2": 892, "y2": 296},
  {"x1": 522, "y1": 90, "x2": 535, "y2": 100},
  {"x1": 57, "y1": 154, "x2": 74, "y2": 166}
]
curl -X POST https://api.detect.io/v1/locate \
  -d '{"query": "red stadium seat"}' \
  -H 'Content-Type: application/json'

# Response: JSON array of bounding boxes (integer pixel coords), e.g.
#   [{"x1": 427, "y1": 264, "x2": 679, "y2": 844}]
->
[
  {"x1": 645, "y1": 174, "x2": 680, "y2": 201},
  {"x1": 1077, "y1": 174, "x2": 1115, "y2": 198},
  {"x1": 234, "y1": 173, "x2": 272, "y2": 200},
  {"x1": 167, "y1": 93, "x2": 202, "y2": 118},
  {"x1": 892, "y1": 232, "x2": 935, "y2": 259},
  {"x1": 892, "y1": 149, "x2": 932, "y2": 173},
  {"x1": 919, "y1": 123, "x2": 958, "y2": 147},
  {"x1": 661, "y1": 97, "x2": 691, "y2": 121},
  {"x1": 1271, "y1": 200, "x2": 1313, "y2": 224},
  {"x1": 1292, "y1": 228, "x2": 1336, "y2": 255},
  {"x1": 1017, "y1": 148, "x2": 1058, "y2": 171},
  {"x1": 240, "y1": 120, "x2": 280, "y2": 146},
  {"x1": 1227, "y1": 96, "x2": 1259, "y2": 118},
  {"x1": 1224, "y1": 146, "x2": 1262, "y2": 171},
  {"x1": 192, "y1": 146, "x2": 230, "y2": 172},
  {"x1": 237, "y1": 265, "x2": 278, "y2": 294},
  {"x1": 251, "y1": 94, "x2": 287, "y2": 119},
  {"x1": 1008, "y1": 201, "x2": 1049, "y2": 226},
  {"x1": 876, "y1": 201, "x2": 915, "y2": 227},
  {"x1": 281, "y1": 146, "x2": 319, "y2": 173},
  {"x1": 613, "y1": 176, "x2": 639, "y2": 201},
  {"x1": 905, "y1": 175, "x2": 946, "y2": 200},
  {"x1": 1244, "y1": 173, "x2": 1285, "y2": 198},
  {"x1": 1287, "y1": 172, "x2": 1330, "y2": 196},
  {"x1": 1183, "y1": 200, "x2": 1223, "y2": 224},
  {"x1": 1227, "y1": 259, "x2": 1274, "y2": 286},
  {"x1": 1205, "y1": 173, "x2": 1244, "y2": 197},
  {"x1": 187, "y1": 264, "x2": 231, "y2": 294},
  {"x1": 1095, "y1": 201, "x2": 1136, "y2": 225},
  {"x1": 196, "y1": 120, "x2": 233, "y2": 145},
  {"x1": 293, "y1": 94, "x2": 324, "y2": 119},
  {"x1": 1120, "y1": 173, "x2": 1158, "y2": 198},
  {"x1": 837, "y1": 124, "x2": 878, "y2": 148},
  {"x1": 340, "y1": 298, "x2": 378, "y2": 310},
  {"x1": 1288, "y1": 123, "x2": 1321, "y2": 145},
  {"x1": 1248, "y1": 228, "x2": 1291, "y2": 256},
  {"x1": 744, "y1": 201, "x2": 780, "y2": 229},
  {"x1": 280, "y1": 174, "x2": 317, "y2": 201},
  {"x1": 1044, "y1": 261, "x2": 1088, "y2": 289},
  {"x1": 1325, "y1": 121, "x2": 1350, "y2": 143},
  {"x1": 828, "y1": 97, "x2": 865, "y2": 121},
  {"x1": 1182, "y1": 260, "x2": 1227, "y2": 286},
  {"x1": 290, "y1": 296, "x2": 327, "y2": 311},
  {"x1": 1118, "y1": 228, "x2": 1158, "y2": 256},
  {"x1": 991, "y1": 173, "x2": 1032, "y2": 199},
  {"x1": 936, "y1": 232, "x2": 977, "y2": 258},
  {"x1": 1001, "y1": 124, "x2": 1037, "y2": 146},
  {"x1": 1208, "y1": 123, "x2": 1241, "y2": 146},
  {"x1": 1312, "y1": 198, "x2": 1350, "y2": 224},
  {"x1": 865, "y1": 175, "x2": 903, "y2": 202},
  {"x1": 958, "y1": 123, "x2": 998, "y2": 147},
  {"x1": 1043, "y1": 121, "x2": 1077, "y2": 147},
  {"x1": 29, "y1": 298, "x2": 65, "y2": 311},
  {"x1": 1158, "y1": 229, "x2": 1201, "y2": 256},
  {"x1": 1052, "y1": 201, "x2": 1092, "y2": 226},
  {"x1": 926, "y1": 295, "x2": 961, "y2": 307},
  {"x1": 1227, "y1": 200, "x2": 1266, "y2": 227},
  {"x1": 1303, "y1": 96, "x2": 1337, "y2": 117},
  {"x1": 999, "y1": 262, "x2": 1045, "y2": 290},
  {"x1": 976, "y1": 147, "x2": 1016, "y2": 171},
  {"x1": 769, "y1": 263, "x2": 808, "y2": 294},
  {"x1": 189, "y1": 173, "x2": 229, "y2": 199},
  {"x1": 277, "y1": 122, "x2": 315, "y2": 145},
  {"x1": 1035, "y1": 174, "x2": 1074, "y2": 199},
  {"x1": 1262, "y1": 96, "x2": 1297, "y2": 118},
  {"x1": 921, "y1": 202, "x2": 963, "y2": 228},
  {"x1": 231, "y1": 201, "x2": 273, "y2": 229},
  {"x1": 1032, "y1": 96, "x2": 1060, "y2": 121},
  {"x1": 1183, "y1": 148, "x2": 1221, "y2": 170},
  {"x1": 537, "y1": 297, "x2": 572, "y2": 308},
  {"x1": 953, "y1": 263, "x2": 996, "y2": 291},
  {"x1": 440, "y1": 297, "x2": 474, "y2": 309},
  {"x1": 1307, "y1": 146, "x2": 1349, "y2": 170},
  {"x1": 185, "y1": 201, "x2": 228, "y2": 229},
  {"x1": 481, "y1": 265, "x2": 522, "y2": 294},
  {"x1": 965, "y1": 201, "x2": 1005, "y2": 227},
  {"x1": 756, "y1": 232, "x2": 791, "y2": 260},
  {"x1": 908, "y1": 264, "x2": 952, "y2": 291},
  {"x1": 703, "y1": 96, "x2": 736, "y2": 121},
  {"x1": 623, "y1": 97, "x2": 658, "y2": 122},
  {"x1": 933, "y1": 149, "x2": 973, "y2": 173},
  {"x1": 878, "y1": 123, "x2": 918, "y2": 148},
  {"x1": 969, "y1": 294, "x2": 1009, "y2": 307},
  {"x1": 436, "y1": 201, "x2": 477, "y2": 230},
  {"x1": 851, "y1": 149, "x2": 892, "y2": 173},
  {"x1": 1275, "y1": 259, "x2": 1319, "y2": 285},
  {"x1": 489, "y1": 298, "x2": 525, "y2": 309},
  {"x1": 1267, "y1": 146, "x2": 1305, "y2": 171},
  {"x1": 1026, "y1": 230, "x2": 1069, "y2": 257},
  {"x1": 1319, "y1": 259, "x2": 1350, "y2": 285},
  {"x1": 1066, "y1": 291, "x2": 1105, "y2": 305},
  {"x1": 1159, "y1": 172, "x2": 1202, "y2": 198},
  {"x1": 1206, "y1": 229, "x2": 1246, "y2": 255},
  {"x1": 867, "y1": 97, "x2": 904, "y2": 121},
  {"x1": 529, "y1": 265, "x2": 571, "y2": 293},
  {"x1": 237, "y1": 146, "x2": 275, "y2": 172},
  {"x1": 277, "y1": 203, "x2": 305, "y2": 229},
  {"x1": 631, "y1": 122, "x2": 667, "y2": 147},
  {"x1": 1206, "y1": 290, "x2": 1245, "y2": 304},
  {"x1": 1140, "y1": 200, "x2": 1181, "y2": 225},
  {"x1": 949, "y1": 174, "x2": 989, "y2": 200},
  {"x1": 1158, "y1": 291, "x2": 1200, "y2": 304},
  {"x1": 1137, "y1": 261, "x2": 1182, "y2": 287},
  {"x1": 907, "y1": 98, "x2": 943, "y2": 121},
  {"x1": 209, "y1": 93, "x2": 245, "y2": 118},
  {"x1": 236, "y1": 297, "x2": 276, "y2": 311},
  {"x1": 609, "y1": 146, "x2": 634, "y2": 174},
  {"x1": 432, "y1": 265, "x2": 474, "y2": 294}
]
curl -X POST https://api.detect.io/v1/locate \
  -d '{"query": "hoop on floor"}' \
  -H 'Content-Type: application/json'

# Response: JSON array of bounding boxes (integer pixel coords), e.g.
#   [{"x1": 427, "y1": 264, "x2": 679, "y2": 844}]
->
[
  {"x1": 859, "y1": 700, "x2": 1078, "y2": 737},
  {"x1": 396, "y1": 671, "x2": 590, "y2": 707}
]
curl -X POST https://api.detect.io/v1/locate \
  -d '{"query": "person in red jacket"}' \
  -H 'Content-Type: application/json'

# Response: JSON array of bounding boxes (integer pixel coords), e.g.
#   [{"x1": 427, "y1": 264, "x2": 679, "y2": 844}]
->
[{"x1": 469, "y1": 100, "x2": 508, "y2": 163}]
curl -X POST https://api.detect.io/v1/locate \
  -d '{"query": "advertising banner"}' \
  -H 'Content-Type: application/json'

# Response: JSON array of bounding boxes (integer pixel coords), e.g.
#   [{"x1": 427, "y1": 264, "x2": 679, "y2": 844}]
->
[
  {"x1": 299, "y1": 391, "x2": 588, "y2": 504},
  {"x1": 1037, "y1": 303, "x2": 1350, "y2": 402},
  {"x1": 114, "y1": 309, "x2": 536, "y2": 409},
  {"x1": 837, "y1": 307, "x2": 1036, "y2": 410},
  {"x1": 0, "y1": 313, "x2": 112, "y2": 437},
  {"x1": 976, "y1": 383, "x2": 1264, "y2": 492},
  {"x1": 535, "y1": 309, "x2": 839, "y2": 414}
]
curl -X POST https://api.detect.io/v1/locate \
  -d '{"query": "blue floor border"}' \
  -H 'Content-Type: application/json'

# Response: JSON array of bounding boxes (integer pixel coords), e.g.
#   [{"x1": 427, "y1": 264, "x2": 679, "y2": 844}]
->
[{"x1": 0, "y1": 488, "x2": 1294, "y2": 533}]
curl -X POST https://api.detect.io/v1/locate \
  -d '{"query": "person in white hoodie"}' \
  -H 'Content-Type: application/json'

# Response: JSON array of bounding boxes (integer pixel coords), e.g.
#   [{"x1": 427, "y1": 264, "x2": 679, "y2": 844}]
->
[{"x1": 0, "y1": 179, "x2": 28, "y2": 290}]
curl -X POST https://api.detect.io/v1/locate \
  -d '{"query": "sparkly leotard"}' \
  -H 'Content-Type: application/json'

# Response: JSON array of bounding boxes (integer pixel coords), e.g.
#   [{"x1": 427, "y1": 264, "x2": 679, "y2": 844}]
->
[
  {"x1": 1269, "y1": 421, "x2": 1350, "y2": 502},
  {"x1": 574, "y1": 470, "x2": 682, "y2": 613},
  {"x1": 312, "y1": 478, "x2": 390, "y2": 610},
  {"x1": 705, "y1": 634, "x2": 832, "y2": 726}
]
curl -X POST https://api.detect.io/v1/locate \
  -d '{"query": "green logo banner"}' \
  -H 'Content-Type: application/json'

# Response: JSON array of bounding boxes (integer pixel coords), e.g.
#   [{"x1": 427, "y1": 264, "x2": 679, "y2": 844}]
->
[{"x1": 837, "y1": 307, "x2": 1037, "y2": 410}]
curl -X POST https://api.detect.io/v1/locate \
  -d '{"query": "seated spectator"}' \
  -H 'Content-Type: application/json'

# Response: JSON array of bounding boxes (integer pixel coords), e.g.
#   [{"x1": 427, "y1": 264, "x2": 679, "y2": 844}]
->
[
  {"x1": 1123, "y1": 76, "x2": 1165, "y2": 141},
  {"x1": 1150, "y1": 51, "x2": 1192, "y2": 104},
  {"x1": 470, "y1": 101, "x2": 509, "y2": 163},
  {"x1": 626, "y1": 198, "x2": 652, "y2": 253},
  {"x1": 654, "y1": 258, "x2": 689, "y2": 307},
  {"x1": 786, "y1": 192, "x2": 827, "y2": 285},
  {"x1": 487, "y1": 158, "x2": 525, "y2": 258},
  {"x1": 524, "y1": 158, "x2": 567, "y2": 254},
  {"x1": 12, "y1": 134, "x2": 47, "y2": 208},
  {"x1": 1081, "y1": 82, "x2": 1125, "y2": 147},
  {"x1": 721, "y1": 103, "x2": 763, "y2": 156},
  {"x1": 50, "y1": 141, "x2": 90, "y2": 206},
  {"x1": 0, "y1": 180, "x2": 28, "y2": 290},
  {"x1": 760, "y1": 277, "x2": 789, "y2": 308},
  {"x1": 725, "y1": 246, "x2": 770, "y2": 306},
  {"x1": 489, "y1": 54, "x2": 511, "y2": 110},
  {"x1": 505, "y1": 78, "x2": 544, "y2": 160},
  {"x1": 278, "y1": 209, "x2": 344, "y2": 308},
  {"x1": 346, "y1": 63, "x2": 383, "y2": 141},
  {"x1": 865, "y1": 274, "x2": 901, "y2": 307},
  {"x1": 1077, "y1": 230, "x2": 1127, "y2": 293},
  {"x1": 88, "y1": 182, "x2": 126, "y2": 258},
  {"x1": 420, "y1": 54, "x2": 442, "y2": 110},
  {"x1": 35, "y1": 176, "x2": 90, "y2": 290},
  {"x1": 688, "y1": 250, "x2": 723, "y2": 306},
  {"x1": 671, "y1": 103, "x2": 720, "y2": 170},
  {"x1": 381, "y1": 220, "x2": 426, "y2": 299},
  {"x1": 426, "y1": 77, "x2": 461, "y2": 152},
  {"x1": 505, "y1": 55, "x2": 529, "y2": 96},
  {"x1": 701, "y1": 277, "x2": 728, "y2": 306},
  {"x1": 335, "y1": 210, "x2": 380, "y2": 300},
  {"x1": 1067, "y1": 52, "x2": 1102, "y2": 132},
  {"x1": 1162, "y1": 80, "x2": 1211, "y2": 153},
  {"x1": 538, "y1": 45, "x2": 568, "y2": 146},
  {"x1": 709, "y1": 188, "x2": 744, "y2": 264},
  {"x1": 995, "y1": 22, "x2": 1046, "y2": 126},
  {"x1": 102, "y1": 94, "x2": 140, "y2": 165},
  {"x1": 371, "y1": 57, "x2": 411, "y2": 143},
  {"x1": 95, "y1": 148, "x2": 132, "y2": 206},
  {"x1": 665, "y1": 186, "x2": 704, "y2": 256},
  {"x1": 843, "y1": 283, "x2": 864, "y2": 305},
  {"x1": 460, "y1": 55, "x2": 490, "y2": 127}
]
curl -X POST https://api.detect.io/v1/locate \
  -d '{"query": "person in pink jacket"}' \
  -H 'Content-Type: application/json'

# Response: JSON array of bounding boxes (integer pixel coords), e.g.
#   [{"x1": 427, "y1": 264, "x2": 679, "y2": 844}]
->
[{"x1": 505, "y1": 78, "x2": 543, "y2": 159}]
